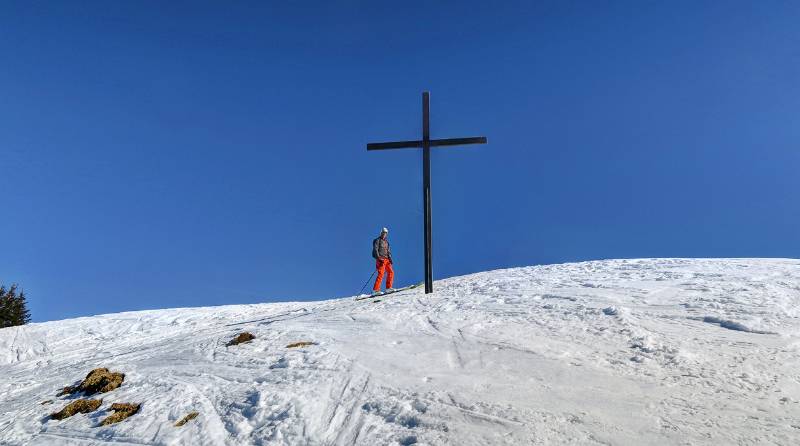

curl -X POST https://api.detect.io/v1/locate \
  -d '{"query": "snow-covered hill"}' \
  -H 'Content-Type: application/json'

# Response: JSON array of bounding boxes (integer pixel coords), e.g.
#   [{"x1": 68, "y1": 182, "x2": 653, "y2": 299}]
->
[{"x1": 2, "y1": 259, "x2": 800, "y2": 445}]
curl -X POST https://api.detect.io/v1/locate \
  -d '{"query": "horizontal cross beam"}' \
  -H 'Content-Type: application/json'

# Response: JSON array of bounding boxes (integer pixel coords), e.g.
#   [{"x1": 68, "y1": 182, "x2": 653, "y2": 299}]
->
[{"x1": 367, "y1": 136, "x2": 487, "y2": 151}]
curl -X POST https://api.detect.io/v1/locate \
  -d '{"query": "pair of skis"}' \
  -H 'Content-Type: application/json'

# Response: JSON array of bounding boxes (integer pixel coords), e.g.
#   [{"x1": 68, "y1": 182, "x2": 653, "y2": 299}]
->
[{"x1": 354, "y1": 282, "x2": 423, "y2": 301}]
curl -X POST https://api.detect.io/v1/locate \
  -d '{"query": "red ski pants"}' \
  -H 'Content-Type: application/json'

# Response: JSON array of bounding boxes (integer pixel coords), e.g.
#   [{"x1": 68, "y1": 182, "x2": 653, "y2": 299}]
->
[{"x1": 373, "y1": 258, "x2": 394, "y2": 291}]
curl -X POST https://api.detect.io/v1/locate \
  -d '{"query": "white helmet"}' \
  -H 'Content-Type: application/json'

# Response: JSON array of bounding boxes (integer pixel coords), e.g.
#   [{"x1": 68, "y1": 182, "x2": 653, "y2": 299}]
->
[{"x1": 381, "y1": 227, "x2": 389, "y2": 234}]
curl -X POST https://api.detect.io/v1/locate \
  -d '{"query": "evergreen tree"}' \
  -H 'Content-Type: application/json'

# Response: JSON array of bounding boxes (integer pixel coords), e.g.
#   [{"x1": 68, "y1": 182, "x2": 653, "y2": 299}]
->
[
  {"x1": 0, "y1": 284, "x2": 31, "y2": 328},
  {"x1": 13, "y1": 287, "x2": 31, "y2": 326},
  {"x1": 0, "y1": 286, "x2": 10, "y2": 327}
]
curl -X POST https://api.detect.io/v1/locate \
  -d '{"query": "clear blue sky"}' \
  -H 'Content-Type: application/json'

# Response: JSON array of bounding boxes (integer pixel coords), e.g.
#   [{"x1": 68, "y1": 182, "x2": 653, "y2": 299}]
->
[{"x1": 2, "y1": 1, "x2": 799, "y2": 322}]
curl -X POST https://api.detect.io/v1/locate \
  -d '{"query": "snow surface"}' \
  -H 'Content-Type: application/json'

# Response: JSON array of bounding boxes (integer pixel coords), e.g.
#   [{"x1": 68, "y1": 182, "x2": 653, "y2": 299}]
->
[{"x1": 2, "y1": 258, "x2": 800, "y2": 445}]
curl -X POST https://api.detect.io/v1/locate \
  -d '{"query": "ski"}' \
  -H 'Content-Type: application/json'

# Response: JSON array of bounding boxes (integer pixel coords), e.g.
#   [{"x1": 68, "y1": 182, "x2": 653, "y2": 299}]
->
[{"x1": 354, "y1": 282, "x2": 423, "y2": 301}]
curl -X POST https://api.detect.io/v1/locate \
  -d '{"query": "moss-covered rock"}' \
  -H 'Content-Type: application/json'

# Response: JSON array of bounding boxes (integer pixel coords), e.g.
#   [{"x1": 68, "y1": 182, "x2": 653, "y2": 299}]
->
[
  {"x1": 58, "y1": 368, "x2": 125, "y2": 396},
  {"x1": 100, "y1": 402, "x2": 140, "y2": 426},
  {"x1": 175, "y1": 411, "x2": 199, "y2": 427},
  {"x1": 286, "y1": 341, "x2": 316, "y2": 348},
  {"x1": 50, "y1": 399, "x2": 102, "y2": 420},
  {"x1": 226, "y1": 332, "x2": 255, "y2": 346}
]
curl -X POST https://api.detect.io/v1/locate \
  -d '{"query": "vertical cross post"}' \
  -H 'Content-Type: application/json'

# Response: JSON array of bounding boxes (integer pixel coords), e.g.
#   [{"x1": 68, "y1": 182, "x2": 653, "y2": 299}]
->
[{"x1": 422, "y1": 92, "x2": 433, "y2": 293}]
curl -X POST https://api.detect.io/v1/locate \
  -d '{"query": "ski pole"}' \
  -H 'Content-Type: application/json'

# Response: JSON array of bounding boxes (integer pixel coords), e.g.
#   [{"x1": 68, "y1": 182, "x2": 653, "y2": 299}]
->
[{"x1": 357, "y1": 270, "x2": 377, "y2": 296}]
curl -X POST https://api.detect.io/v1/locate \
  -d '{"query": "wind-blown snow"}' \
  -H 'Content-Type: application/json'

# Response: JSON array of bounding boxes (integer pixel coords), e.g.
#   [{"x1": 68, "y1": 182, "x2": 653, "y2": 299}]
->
[{"x1": 2, "y1": 258, "x2": 800, "y2": 445}]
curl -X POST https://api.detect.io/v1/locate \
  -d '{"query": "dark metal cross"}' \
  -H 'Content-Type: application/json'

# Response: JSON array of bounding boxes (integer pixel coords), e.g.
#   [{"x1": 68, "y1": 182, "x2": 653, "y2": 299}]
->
[{"x1": 367, "y1": 91, "x2": 487, "y2": 294}]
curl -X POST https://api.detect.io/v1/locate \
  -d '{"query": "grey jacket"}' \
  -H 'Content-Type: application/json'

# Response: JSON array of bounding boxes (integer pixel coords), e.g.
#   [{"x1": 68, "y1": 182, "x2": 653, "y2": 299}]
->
[{"x1": 372, "y1": 236, "x2": 391, "y2": 260}]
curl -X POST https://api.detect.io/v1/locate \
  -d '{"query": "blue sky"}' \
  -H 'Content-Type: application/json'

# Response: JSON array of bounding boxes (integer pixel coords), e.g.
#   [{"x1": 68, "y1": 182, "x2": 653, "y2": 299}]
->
[{"x1": 2, "y1": 1, "x2": 799, "y2": 322}]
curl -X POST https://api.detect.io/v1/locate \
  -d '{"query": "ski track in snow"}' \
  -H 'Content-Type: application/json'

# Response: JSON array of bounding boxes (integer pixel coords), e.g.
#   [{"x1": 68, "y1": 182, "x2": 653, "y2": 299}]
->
[{"x1": 2, "y1": 258, "x2": 800, "y2": 445}]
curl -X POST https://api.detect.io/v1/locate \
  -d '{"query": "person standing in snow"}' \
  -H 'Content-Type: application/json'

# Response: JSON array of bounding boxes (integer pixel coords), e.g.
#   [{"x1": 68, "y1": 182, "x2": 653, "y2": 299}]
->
[{"x1": 372, "y1": 227, "x2": 394, "y2": 294}]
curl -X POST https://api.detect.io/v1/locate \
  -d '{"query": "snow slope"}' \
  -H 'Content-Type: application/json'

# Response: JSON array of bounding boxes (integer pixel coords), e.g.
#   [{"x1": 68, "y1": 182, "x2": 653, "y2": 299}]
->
[{"x1": 2, "y1": 258, "x2": 800, "y2": 445}]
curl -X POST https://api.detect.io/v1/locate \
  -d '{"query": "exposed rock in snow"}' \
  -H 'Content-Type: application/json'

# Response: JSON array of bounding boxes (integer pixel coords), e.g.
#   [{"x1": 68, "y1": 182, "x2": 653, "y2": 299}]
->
[
  {"x1": 49, "y1": 399, "x2": 102, "y2": 421},
  {"x1": 175, "y1": 411, "x2": 199, "y2": 427},
  {"x1": 1, "y1": 258, "x2": 799, "y2": 445},
  {"x1": 57, "y1": 367, "x2": 125, "y2": 397},
  {"x1": 99, "y1": 402, "x2": 140, "y2": 426},
  {"x1": 226, "y1": 332, "x2": 256, "y2": 347}
]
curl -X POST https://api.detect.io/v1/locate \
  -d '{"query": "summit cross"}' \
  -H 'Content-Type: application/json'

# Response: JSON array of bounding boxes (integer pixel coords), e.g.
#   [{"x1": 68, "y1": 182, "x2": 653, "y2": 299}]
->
[{"x1": 367, "y1": 91, "x2": 487, "y2": 294}]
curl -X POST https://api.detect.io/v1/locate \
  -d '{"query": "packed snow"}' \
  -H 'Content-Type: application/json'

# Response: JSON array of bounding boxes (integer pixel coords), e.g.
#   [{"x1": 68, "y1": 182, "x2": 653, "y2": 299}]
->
[{"x1": 2, "y1": 258, "x2": 800, "y2": 445}]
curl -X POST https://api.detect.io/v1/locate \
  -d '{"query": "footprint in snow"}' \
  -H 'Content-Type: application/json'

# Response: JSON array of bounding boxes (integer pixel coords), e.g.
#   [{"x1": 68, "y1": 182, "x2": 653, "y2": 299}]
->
[{"x1": 269, "y1": 357, "x2": 288, "y2": 369}]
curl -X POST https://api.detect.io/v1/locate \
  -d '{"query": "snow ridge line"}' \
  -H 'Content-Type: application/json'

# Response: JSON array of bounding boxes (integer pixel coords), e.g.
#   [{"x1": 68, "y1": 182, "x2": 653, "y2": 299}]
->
[{"x1": 689, "y1": 316, "x2": 778, "y2": 335}]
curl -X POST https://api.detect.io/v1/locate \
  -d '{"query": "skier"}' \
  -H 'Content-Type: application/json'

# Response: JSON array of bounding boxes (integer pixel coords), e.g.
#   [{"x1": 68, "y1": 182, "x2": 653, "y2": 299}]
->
[{"x1": 372, "y1": 227, "x2": 394, "y2": 295}]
